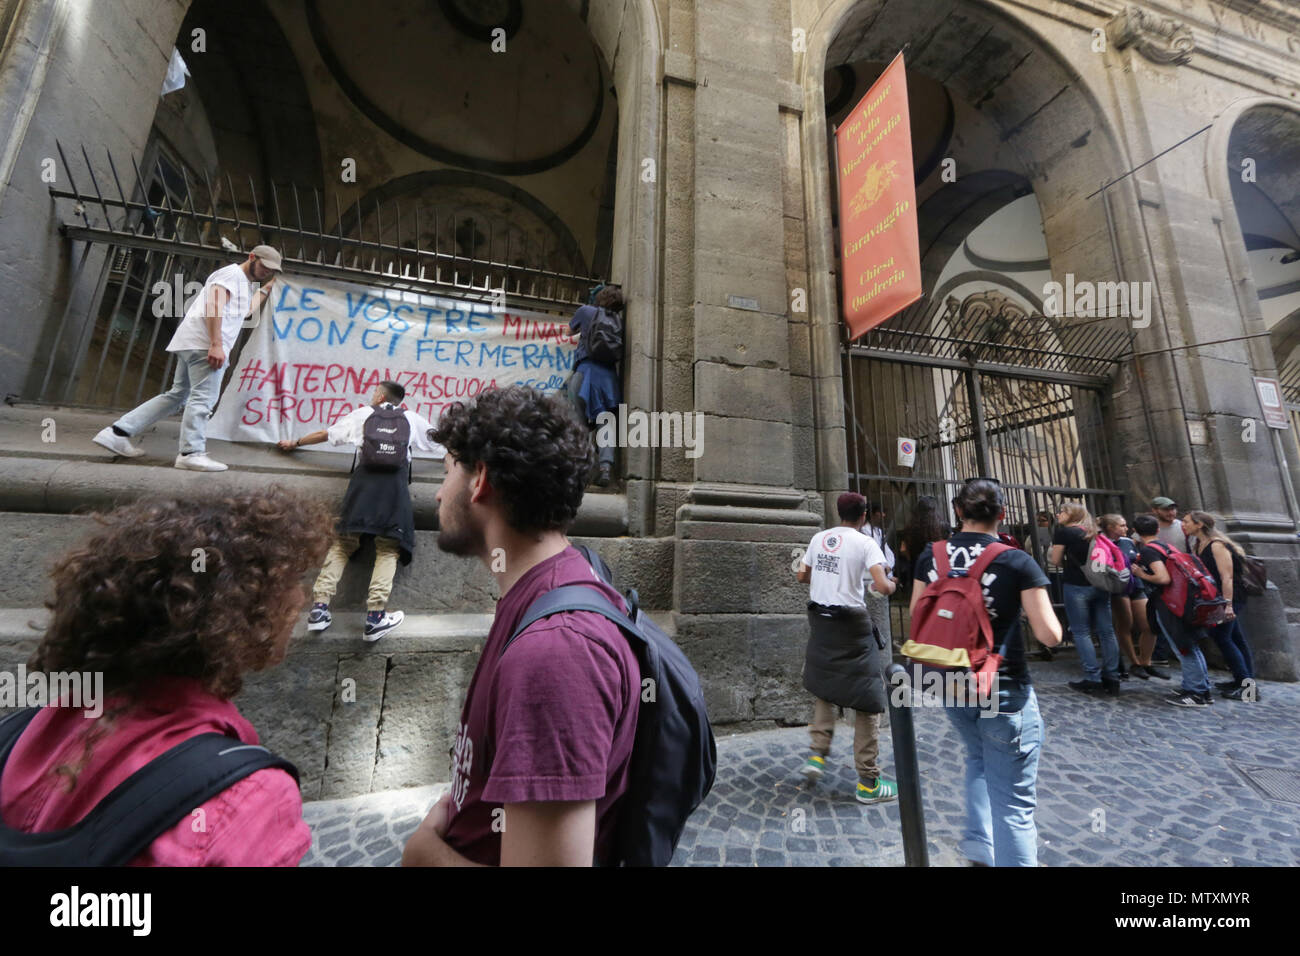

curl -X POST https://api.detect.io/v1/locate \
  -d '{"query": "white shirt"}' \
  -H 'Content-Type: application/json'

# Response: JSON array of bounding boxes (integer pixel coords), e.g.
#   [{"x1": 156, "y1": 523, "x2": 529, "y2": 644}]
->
[
  {"x1": 166, "y1": 263, "x2": 253, "y2": 362},
  {"x1": 1155, "y1": 521, "x2": 1186, "y2": 551},
  {"x1": 801, "y1": 527, "x2": 887, "y2": 609},
  {"x1": 865, "y1": 522, "x2": 895, "y2": 573},
  {"x1": 326, "y1": 403, "x2": 445, "y2": 460}
]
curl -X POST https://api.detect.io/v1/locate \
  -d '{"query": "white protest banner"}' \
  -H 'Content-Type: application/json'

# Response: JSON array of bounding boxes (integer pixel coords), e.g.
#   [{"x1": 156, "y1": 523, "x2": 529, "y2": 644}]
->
[{"x1": 209, "y1": 275, "x2": 579, "y2": 454}]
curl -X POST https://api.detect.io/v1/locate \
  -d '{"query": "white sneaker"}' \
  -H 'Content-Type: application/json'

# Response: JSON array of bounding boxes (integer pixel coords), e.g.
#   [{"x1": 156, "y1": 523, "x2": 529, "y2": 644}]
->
[
  {"x1": 174, "y1": 453, "x2": 228, "y2": 472},
  {"x1": 93, "y1": 427, "x2": 145, "y2": 458},
  {"x1": 363, "y1": 610, "x2": 404, "y2": 642}
]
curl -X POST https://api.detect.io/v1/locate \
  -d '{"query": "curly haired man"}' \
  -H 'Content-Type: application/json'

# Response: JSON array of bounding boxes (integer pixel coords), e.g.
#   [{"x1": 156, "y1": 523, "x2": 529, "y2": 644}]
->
[{"x1": 402, "y1": 386, "x2": 640, "y2": 867}]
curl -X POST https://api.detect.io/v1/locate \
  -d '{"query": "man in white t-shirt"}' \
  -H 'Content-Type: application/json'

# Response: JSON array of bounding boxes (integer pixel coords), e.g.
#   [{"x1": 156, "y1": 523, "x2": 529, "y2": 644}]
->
[
  {"x1": 278, "y1": 380, "x2": 444, "y2": 641},
  {"x1": 92, "y1": 246, "x2": 282, "y2": 472},
  {"x1": 795, "y1": 492, "x2": 899, "y2": 804},
  {"x1": 1151, "y1": 496, "x2": 1187, "y2": 550}
]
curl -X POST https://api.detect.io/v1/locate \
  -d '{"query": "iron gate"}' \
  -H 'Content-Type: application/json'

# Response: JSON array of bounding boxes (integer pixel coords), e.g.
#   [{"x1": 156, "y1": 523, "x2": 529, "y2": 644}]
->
[
  {"x1": 842, "y1": 288, "x2": 1132, "y2": 572},
  {"x1": 33, "y1": 141, "x2": 604, "y2": 409}
]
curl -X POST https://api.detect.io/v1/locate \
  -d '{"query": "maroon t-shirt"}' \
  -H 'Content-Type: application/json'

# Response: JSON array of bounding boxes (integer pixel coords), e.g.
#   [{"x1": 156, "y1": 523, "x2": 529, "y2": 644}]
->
[{"x1": 443, "y1": 545, "x2": 640, "y2": 865}]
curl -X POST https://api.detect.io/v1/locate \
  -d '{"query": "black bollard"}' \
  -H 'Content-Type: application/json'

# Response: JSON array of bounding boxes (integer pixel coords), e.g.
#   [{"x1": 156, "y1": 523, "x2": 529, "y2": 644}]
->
[{"x1": 885, "y1": 662, "x2": 929, "y2": 867}]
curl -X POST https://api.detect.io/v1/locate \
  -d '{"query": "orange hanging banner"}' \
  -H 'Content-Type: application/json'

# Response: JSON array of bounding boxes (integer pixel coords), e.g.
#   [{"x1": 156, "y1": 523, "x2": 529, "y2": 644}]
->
[{"x1": 835, "y1": 52, "x2": 922, "y2": 341}]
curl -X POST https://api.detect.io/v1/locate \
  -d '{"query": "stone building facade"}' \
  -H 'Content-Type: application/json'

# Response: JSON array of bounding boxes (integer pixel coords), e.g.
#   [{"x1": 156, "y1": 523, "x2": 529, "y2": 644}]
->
[{"x1": 1, "y1": 0, "x2": 1298, "y2": 763}]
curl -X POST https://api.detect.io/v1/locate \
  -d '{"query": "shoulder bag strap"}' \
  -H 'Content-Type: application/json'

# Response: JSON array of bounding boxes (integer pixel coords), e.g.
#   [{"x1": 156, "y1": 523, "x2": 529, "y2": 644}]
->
[
  {"x1": 503, "y1": 585, "x2": 641, "y2": 655},
  {"x1": 0, "y1": 731, "x2": 297, "y2": 866}
]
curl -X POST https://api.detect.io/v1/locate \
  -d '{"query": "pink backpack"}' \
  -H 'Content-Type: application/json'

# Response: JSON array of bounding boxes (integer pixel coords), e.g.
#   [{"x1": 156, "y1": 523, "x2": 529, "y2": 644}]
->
[{"x1": 1082, "y1": 533, "x2": 1131, "y2": 594}]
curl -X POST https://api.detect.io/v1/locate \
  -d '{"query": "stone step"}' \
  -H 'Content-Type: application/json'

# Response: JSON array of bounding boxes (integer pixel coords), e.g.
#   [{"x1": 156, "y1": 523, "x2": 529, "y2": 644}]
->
[
  {"x1": 1, "y1": 607, "x2": 675, "y2": 802},
  {"x1": 0, "y1": 510, "x2": 672, "y2": 611},
  {"x1": 0, "y1": 402, "x2": 628, "y2": 534}
]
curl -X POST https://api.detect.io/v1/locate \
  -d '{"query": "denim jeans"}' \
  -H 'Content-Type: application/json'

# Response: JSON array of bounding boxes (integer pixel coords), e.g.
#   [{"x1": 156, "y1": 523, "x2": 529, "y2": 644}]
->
[
  {"x1": 1062, "y1": 582, "x2": 1120, "y2": 682},
  {"x1": 1149, "y1": 601, "x2": 1210, "y2": 694},
  {"x1": 567, "y1": 367, "x2": 615, "y2": 469},
  {"x1": 114, "y1": 349, "x2": 224, "y2": 455},
  {"x1": 945, "y1": 685, "x2": 1043, "y2": 867},
  {"x1": 1208, "y1": 595, "x2": 1254, "y2": 684}
]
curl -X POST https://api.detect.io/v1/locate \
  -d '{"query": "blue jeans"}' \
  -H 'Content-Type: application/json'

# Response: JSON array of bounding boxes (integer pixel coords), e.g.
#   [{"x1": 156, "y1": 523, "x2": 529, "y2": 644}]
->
[
  {"x1": 1149, "y1": 601, "x2": 1210, "y2": 694},
  {"x1": 1208, "y1": 596, "x2": 1254, "y2": 684},
  {"x1": 567, "y1": 366, "x2": 615, "y2": 469},
  {"x1": 114, "y1": 349, "x2": 225, "y2": 455},
  {"x1": 945, "y1": 685, "x2": 1043, "y2": 867},
  {"x1": 1062, "y1": 582, "x2": 1120, "y2": 682}
]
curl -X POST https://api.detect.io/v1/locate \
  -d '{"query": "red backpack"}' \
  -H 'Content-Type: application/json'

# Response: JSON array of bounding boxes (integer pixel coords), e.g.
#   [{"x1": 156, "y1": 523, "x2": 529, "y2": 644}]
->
[
  {"x1": 1147, "y1": 542, "x2": 1228, "y2": 629},
  {"x1": 900, "y1": 542, "x2": 1011, "y2": 696}
]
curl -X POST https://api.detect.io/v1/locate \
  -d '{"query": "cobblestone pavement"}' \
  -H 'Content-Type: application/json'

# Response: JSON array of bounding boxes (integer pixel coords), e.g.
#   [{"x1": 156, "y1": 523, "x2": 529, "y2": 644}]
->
[{"x1": 303, "y1": 662, "x2": 1300, "y2": 866}]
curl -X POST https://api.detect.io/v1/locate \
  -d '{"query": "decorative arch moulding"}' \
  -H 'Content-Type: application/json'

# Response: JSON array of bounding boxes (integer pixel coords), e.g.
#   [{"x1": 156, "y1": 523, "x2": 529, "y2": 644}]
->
[{"x1": 1083, "y1": 0, "x2": 1300, "y2": 83}]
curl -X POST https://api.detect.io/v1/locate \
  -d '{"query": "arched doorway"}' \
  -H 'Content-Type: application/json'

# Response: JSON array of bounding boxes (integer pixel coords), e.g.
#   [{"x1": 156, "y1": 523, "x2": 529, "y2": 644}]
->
[
  {"x1": 34, "y1": 0, "x2": 662, "y2": 475},
  {"x1": 800, "y1": 0, "x2": 1133, "y2": 557},
  {"x1": 1206, "y1": 100, "x2": 1300, "y2": 504}
]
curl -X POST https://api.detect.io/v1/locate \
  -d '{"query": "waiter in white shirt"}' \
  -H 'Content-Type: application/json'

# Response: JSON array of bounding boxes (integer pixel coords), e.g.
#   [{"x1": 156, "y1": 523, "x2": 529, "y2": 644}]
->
[
  {"x1": 794, "y1": 492, "x2": 899, "y2": 804},
  {"x1": 278, "y1": 380, "x2": 444, "y2": 641}
]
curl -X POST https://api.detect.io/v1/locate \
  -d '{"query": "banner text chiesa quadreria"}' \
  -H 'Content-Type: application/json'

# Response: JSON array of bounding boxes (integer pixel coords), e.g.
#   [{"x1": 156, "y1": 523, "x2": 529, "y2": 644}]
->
[
  {"x1": 835, "y1": 52, "x2": 922, "y2": 340},
  {"x1": 207, "y1": 276, "x2": 578, "y2": 454}
]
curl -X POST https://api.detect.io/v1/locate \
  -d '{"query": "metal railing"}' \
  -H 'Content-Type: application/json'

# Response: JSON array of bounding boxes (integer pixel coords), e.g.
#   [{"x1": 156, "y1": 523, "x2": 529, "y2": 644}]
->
[{"x1": 35, "y1": 142, "x2": 605, "y2": 409}]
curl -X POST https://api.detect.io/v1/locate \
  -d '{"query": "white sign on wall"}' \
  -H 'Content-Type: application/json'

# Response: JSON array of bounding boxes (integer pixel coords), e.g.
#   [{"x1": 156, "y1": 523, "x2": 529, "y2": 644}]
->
[
  {"x1": 1254, "y1": 377, "x2": 1289, "y2": 430},
  {"x1": 897, "y1": 437, "x2": 916, "y2": 468}
]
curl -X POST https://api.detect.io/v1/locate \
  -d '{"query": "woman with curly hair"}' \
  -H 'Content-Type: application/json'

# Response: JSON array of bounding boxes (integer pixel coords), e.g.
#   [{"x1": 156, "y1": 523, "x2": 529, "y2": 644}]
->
[{"x1": 0, "y1": 488, "x2": 333, "y2": 866}]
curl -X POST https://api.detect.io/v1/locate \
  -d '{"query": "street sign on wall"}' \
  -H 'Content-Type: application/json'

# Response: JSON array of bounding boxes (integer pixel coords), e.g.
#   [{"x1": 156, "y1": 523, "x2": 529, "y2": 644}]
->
[
  {"x1": 897, "y1": 437, "x2": 916, "y2": 467},
  {"x1": 1255, "y1": 377, "x2": 1289, "y2": 429}
]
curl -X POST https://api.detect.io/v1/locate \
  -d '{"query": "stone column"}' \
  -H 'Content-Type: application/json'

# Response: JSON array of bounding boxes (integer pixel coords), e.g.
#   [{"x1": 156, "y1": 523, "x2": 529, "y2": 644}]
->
[
  {"x1": 0, "y1": 0, "x2": 187, "y2": 399},
  {"x1": 665, "y1": 0, "x2": 822, "y2": 726}
]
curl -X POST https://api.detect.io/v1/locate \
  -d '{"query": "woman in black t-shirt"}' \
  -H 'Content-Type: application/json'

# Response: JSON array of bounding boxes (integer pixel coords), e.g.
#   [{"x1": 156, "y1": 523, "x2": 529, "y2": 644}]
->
[
  {"x1": 908, "y1": 478, "x2": 1061, "y2": 867},
  {"x1": 1049, "y1": 503, "x2": 1122, "y2": 695},
  {"x1": 1181, "y1": 511, "x2": 1256, "y2": 700}
]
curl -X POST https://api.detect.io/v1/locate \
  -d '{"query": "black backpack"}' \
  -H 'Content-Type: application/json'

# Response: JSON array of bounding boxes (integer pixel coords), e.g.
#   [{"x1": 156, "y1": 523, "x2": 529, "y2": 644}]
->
[
  {"x1": 358, "y1": 405, "x2": 410, "y2": 471},
  {"x1": 0, "y1": 708, "x2": 298, "y2": 866},
  {"x1": 504, "y1": 545, "x2": 716, "y2": 866},
  {"x1": 583, "y1": 307, "x2": 624, "y2": 365}
]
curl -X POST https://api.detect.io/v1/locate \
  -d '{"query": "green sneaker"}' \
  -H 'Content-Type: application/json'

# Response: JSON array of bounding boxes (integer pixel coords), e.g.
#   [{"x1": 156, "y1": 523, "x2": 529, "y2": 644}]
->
[
  {"x1": 856, "y1": 777, "x2": 898, "y2": 804},
  {"x1": 801, "y1": 753, "x2": 827, "y2": 782}
]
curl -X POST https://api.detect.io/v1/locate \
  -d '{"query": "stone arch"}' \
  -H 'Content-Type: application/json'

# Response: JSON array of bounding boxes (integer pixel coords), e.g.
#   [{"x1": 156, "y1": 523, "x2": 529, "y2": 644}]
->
[
  {"x1": 303, "y1": 0, "x2": 608, "y2": 177},
  {"x1": 579, "y1": 1, "x2": 664, "y2": 509},
  {"x1": 173, "y1": 0, "x2": 325, "y2": 206},
  {"x1": 337, "y1": 170, "x2": 591, "y2": 279},
  {"x1": 798, "y1": 0, "x2": 1130, "y2": 497},
  {"x1": 1204, "y1": 96, "x2": 1300, "y2": 367},
  {"x1": 1204, "y1": 96, "x2": 1300, "y2": 505}
]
